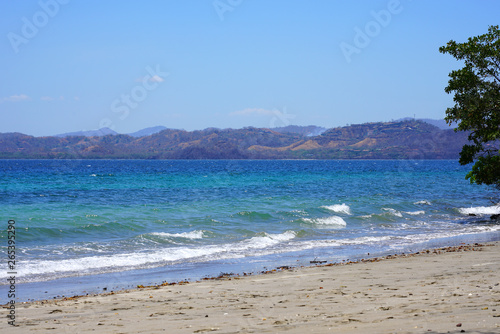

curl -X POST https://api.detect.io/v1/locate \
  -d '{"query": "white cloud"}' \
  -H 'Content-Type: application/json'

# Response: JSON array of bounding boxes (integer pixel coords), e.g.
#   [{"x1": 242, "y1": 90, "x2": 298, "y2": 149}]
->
[
  {"x1": 2, "y1": 94, "x2": 30, "y2": 102},
  {"x1": 40, "y1": 96, "x2": 69, "y2": 102}
]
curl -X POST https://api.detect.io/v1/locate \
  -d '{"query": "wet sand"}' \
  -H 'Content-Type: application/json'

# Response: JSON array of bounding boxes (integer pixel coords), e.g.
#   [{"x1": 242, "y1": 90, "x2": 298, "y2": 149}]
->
[{"x1": 3, "y1": 242, "x2": 500, "y2": 333}]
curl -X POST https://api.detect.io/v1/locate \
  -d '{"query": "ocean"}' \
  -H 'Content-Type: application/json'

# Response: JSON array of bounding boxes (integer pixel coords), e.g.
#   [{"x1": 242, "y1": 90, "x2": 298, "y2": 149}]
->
[{"x1": 1, "y1": 159, "x2": 499, "y2": 302}]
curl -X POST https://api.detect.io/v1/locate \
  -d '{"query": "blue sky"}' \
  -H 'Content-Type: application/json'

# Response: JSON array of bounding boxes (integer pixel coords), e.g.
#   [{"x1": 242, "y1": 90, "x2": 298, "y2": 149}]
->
[{"x1": 1, "y1": 0, "x2": 499, "y2": 136}]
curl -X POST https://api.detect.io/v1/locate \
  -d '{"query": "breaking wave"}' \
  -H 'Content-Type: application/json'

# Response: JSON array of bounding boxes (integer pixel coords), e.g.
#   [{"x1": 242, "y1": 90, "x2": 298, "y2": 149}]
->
[
  {"x1": 302, "y1": 216, "x2": 347, "y2": 227},
  {"x1": 458, "y1": 205, "x2": 500, "y2": 216},
  {"x1": 321, "y1": 203, "x2": 352, "y2": 215}
]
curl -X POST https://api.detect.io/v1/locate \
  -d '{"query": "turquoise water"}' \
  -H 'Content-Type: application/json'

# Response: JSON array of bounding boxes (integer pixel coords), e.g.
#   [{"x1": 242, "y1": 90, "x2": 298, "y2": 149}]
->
[{"x1": 1, "y1": 159, "x2": 499, "y2": 301}]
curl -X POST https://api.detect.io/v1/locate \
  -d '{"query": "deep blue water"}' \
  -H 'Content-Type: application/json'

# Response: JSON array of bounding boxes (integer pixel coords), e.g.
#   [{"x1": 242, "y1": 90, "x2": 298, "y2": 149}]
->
[{"x1": 1, "y1": 159, "x2": 499, "y2": 301}]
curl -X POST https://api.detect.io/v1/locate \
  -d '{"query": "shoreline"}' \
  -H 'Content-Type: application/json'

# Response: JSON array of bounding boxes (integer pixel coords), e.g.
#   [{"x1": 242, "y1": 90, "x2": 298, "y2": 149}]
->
[
  {"x1": 3, "y1": 242, "x2": 499, "y2": 333},
  {"x1": 11, "y1": 240, "x2": 496, "y2": 303}
]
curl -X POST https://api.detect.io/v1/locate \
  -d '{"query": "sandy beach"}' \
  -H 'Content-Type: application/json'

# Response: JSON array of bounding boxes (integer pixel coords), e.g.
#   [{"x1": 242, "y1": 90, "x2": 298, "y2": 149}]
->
[{"x1": 3, "y1": 242, "x2": 499, "y2": 334}]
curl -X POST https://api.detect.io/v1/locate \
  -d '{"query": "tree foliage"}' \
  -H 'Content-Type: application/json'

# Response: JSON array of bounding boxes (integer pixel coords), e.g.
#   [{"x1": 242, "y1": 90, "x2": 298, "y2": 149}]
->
[{"x1": 439, "y1": 25, "x2": 500, "y2": 188}]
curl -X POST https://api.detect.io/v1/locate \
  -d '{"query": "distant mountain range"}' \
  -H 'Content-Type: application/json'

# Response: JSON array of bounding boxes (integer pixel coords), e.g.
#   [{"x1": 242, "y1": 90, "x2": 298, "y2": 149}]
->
[
  {"x1": 55, "y1": 126, "x2": 168, "y2": 138},
  {"x1": 396, "y1": 118, "x2": 457, "y2": 130},
  {"x1": 54, "y1": 125, "x2": 326, "y2": 138},
  {"x1": 271, "y1": 125, "x2": 327, "y2": 137},
  {"x1": 52, "y1": 119, "x2": 455, "y2": 139},
  {"x1": 0, "y1": 120, "x2": 468, "y2": 160}
]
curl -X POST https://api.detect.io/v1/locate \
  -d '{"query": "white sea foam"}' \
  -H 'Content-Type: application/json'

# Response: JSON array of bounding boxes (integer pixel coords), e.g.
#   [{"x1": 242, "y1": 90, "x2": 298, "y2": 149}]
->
[
  {"x1": 11, "y1": 230, "x2": 298, "y2": 281},
  {"x1": 302, "y1": 216, "x2": 347, "y2": 227},
  {"x1": 414, "y1": 200, "x2": 432, "y2": 205},
  {"x1": 381, "y1": 208, "x2": 403, "y2": 218},
  {"x1": 340, "y1": 235, "x2": 393, "y2": 245},
  {"x1": 151, "y1": 230, "x2": 205, "y2": 239},
  {"x1": 458, "y1": 205, "x2": 500, "y2": 216},
  {"x1": 268, "y1": 230, "x2": 296, "y2": 241},
  {"x1": 405, "y1": 210, "x2": 425, "y2": 216},
  {"x1": 321, "y1": 204, "x2": 352, "y2": 215},
  {"x1": 8, "y1": 221, "x2": 500, "y2": 283},
  {"x1": 390, "y1": 224, "x2": 500, "y2": 249},
  {"x1": 300, "y1": 224, "x2": 500, "y2": 252},
  {"x1": 243, "y1": 231, "x2": 296, "y2": 248},
  {"x1": 15, "y1": 247, "x2": 219, "y2": 279}
]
